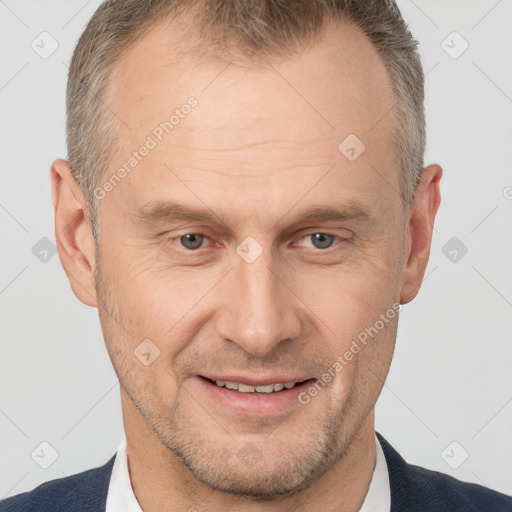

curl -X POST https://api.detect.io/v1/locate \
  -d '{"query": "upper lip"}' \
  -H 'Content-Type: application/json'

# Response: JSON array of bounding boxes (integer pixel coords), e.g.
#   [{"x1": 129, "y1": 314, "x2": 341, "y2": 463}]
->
[{"x1": 200, "y1": 375, "x2": 312, "y2": 386}]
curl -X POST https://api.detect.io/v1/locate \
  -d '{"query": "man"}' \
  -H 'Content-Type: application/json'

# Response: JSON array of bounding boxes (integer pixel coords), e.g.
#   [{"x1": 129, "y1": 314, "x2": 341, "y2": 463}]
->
[{"x1": 2, "y1": 0, "x2": 511, "y2": 510}]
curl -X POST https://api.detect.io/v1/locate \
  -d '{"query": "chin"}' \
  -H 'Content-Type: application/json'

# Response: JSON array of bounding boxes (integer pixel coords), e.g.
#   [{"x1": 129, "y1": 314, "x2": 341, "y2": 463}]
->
[{"x1": 161, "y1": 423, "x2": 341, "y2": 499}]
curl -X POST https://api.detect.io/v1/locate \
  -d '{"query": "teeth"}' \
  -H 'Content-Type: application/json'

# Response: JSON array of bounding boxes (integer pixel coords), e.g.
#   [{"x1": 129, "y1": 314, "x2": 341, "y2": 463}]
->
[
  {"x1": 213, "y1": 380, "x2": 298, "y2": 393},
  {"x1": 255, "y1": 384, "x2": 275, "y2": 394}
]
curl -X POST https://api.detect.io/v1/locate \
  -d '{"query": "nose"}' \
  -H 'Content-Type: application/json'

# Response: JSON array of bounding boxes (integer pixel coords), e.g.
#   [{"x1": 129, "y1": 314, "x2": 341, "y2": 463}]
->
[{"x1": 215, "y1": 244, "x2": 303, "y2": 358}]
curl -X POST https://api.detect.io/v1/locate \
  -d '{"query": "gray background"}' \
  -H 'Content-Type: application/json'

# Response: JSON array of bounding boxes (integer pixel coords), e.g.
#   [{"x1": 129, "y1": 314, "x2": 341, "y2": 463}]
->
[{"x1": 1, "y1": 0, "x2": 511, "y2": 499}]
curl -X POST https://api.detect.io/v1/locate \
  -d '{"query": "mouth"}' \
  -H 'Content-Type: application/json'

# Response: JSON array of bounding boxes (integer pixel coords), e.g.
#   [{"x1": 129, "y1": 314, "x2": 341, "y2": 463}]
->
[
  {"x1": 200, "y1": 376, "x2": 310, "y2": 394},
  {"x1": 195, "y1": 375, "x2": 315, "y2": 416}
]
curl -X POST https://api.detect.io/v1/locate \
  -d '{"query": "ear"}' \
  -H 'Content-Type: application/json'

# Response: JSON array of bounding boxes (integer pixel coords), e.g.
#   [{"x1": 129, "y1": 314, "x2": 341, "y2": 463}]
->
[
  {"x1": 400, "y1": 164, "x2": 442, "y2": 304},
  {"x1": 51, "y1": 158, "x2": 98, "y2": 308}
]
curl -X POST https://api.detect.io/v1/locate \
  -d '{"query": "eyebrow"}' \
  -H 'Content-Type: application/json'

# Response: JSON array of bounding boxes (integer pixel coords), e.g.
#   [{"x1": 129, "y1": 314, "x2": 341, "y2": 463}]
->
[{"x1": 131, "y1": 199, "x2": 374, "y2": 232}]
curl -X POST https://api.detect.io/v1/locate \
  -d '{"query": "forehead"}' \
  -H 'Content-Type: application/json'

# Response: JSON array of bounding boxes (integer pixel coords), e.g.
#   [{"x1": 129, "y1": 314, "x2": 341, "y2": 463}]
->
[
  {"x1": 109, "y1": 19, "x2": 394, "y2": 131},
  {"x1": 102, "y1": 18, "x2": 400, "y2": 221}
]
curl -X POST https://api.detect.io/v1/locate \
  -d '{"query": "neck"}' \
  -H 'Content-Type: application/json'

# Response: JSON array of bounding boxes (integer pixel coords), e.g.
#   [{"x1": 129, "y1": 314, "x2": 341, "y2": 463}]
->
[{"x1": 122, "y1": 390, "x2": 377, "y2": 512}]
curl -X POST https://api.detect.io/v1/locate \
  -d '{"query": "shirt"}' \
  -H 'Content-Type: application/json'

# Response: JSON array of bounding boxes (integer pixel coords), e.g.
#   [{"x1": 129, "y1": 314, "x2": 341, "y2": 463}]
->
[{"x1": 105, "y1": 434, "x2": 390, "y2": 511}]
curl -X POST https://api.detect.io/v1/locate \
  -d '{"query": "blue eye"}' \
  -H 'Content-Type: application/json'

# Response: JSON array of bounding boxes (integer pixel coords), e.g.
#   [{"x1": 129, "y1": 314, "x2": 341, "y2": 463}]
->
[
  {"x1": 303, "y1": 233, "x2": 337, "y2": 249},
  {"x1": 169, "y1": 231, "x2": 343, "y2": 254},
  {"x1": 179, "y1": 233, "x2": 208, "y2": 250}
]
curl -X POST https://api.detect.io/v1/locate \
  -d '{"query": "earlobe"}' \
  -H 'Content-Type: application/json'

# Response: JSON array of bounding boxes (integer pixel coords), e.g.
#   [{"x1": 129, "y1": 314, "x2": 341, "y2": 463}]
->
[
  {"x1": 400, "y1": 164, "x2": 442, "y2": 304},
  {"x1": 51, "y1": 158, "x2": 98, "y2": 308}
]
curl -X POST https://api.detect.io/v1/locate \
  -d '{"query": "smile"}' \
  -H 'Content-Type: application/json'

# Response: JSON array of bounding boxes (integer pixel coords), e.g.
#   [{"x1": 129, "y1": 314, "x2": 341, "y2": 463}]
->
[{"x1": 212, "y1": 379, "x2": 299, "y2": 394}]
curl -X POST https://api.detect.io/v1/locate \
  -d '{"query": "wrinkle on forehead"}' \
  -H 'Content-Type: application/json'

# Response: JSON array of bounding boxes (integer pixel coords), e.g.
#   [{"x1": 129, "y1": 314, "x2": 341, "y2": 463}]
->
[{"x1": 100, "y1": 16, "x2": 400, "y2": 218}]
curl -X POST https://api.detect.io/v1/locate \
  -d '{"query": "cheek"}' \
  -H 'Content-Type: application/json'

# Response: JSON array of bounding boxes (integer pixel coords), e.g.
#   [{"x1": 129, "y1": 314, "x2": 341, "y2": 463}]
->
[
  {"x1": 108, "y1": 263, "x2": 215, "y2": 366},
  {"x1": 96, "y1": 276, "x2": 181, "y2": 407},
  {"x1": 294, "y1": 254, "x2": 397, "y2": 327},
  {"x1": 289, "y1": 252, "x2": 399, "y2": 382}
]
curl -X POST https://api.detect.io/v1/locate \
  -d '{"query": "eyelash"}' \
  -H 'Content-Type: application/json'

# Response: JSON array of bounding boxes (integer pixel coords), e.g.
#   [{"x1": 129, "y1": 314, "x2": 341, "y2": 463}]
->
[{"x1": 166, "y1": 231, "x2": 346, "y2": 253}]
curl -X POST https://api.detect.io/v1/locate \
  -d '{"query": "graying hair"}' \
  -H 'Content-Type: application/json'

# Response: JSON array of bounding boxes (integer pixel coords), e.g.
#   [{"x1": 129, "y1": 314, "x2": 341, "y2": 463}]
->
[{"x1": 66, "y1": 0, "x2": 425, "y2": 242}]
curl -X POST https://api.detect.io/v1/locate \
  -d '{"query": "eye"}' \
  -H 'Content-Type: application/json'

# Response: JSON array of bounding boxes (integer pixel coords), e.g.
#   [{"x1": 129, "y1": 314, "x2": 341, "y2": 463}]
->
[
  {"x1": 298, "y1": 233, "x2": 340, "y2": 250},
  {"x1": 177, "y1": 232, "x2": 210, "y2": 251},
  {"x1": 167, "y1": 231, "x2": 346, "y2": 254}
]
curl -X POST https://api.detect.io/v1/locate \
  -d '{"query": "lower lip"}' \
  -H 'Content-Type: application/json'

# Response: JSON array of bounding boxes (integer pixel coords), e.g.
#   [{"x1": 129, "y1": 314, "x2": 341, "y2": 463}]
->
[{"x1": 195, "y1": 376, "x2": 314, "y2": 416}]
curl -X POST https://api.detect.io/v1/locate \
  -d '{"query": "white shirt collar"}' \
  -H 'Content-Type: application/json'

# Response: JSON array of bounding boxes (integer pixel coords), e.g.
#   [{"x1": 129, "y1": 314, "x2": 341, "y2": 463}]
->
[
  {"x1": 358, "y1": 434, "x2": 391, "y2": 512},
  {"x1": 106, "y1": 434, "x2": 390, "y2": 512},
  {"x1": 105, "y1": 438, "x2": 143, "y2": 512}
]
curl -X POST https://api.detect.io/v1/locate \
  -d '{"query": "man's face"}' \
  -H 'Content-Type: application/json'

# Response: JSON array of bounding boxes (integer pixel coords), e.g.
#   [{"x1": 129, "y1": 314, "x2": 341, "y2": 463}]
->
[{"x1": 95, "y1": 20, "x2": 405, "y2": 496}]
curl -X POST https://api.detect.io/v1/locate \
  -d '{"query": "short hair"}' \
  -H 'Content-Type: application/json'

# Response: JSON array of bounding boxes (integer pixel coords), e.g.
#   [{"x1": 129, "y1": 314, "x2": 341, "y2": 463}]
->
[{"x1": 66, "y1": 0, "x2": 425, "y2": 241}]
